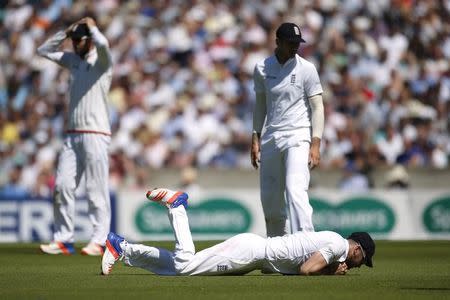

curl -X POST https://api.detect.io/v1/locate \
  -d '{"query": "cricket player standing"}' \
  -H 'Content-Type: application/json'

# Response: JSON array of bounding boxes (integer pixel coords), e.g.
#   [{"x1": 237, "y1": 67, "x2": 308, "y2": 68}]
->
[
  {"x1": 38, "y1": 17, "x2": 113, "y2": 255},
  {"x1": 251, "y1": 23, "x2": 324, "y2": 236}
]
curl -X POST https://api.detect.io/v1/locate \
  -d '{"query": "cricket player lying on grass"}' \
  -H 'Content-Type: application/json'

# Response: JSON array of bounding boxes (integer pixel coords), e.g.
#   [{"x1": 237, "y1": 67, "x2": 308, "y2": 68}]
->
[{"x1": 101, "y1": 188, "x2": 375, "y2": 276}]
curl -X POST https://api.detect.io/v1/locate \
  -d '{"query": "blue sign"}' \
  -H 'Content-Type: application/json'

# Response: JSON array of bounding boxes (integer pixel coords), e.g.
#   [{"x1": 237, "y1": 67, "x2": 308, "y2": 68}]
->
[{"x1": 0, "y1": 194, "x2": 116, "y2": 242}]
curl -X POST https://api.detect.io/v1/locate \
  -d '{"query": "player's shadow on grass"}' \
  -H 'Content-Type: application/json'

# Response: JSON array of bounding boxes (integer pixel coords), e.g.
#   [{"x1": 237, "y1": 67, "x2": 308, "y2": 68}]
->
[
  {"x1": 401, "y1": 287, "x2": 450, "y2": 291},
  {"x1": 104, "y1": 273, "x2": 270, "y2": 277}
]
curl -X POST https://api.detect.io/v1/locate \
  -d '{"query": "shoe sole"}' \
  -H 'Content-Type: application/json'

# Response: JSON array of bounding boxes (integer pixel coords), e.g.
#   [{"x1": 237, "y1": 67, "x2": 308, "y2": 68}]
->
[
  {"x1": 101, "y1": 236, "x2": 124, "y2": 275},
  {"x1": 146, "y1": 190, "x2": 188, "y2": 208},
  {"x1": 81, "y1": 250, "x2": 103, "y2": 256},
  {"x1": 101, "y1": 248, "x2": 117, "y2": 275},
  {"x1": 39, "y1": 247, "x2": 74, "y2": 255}
]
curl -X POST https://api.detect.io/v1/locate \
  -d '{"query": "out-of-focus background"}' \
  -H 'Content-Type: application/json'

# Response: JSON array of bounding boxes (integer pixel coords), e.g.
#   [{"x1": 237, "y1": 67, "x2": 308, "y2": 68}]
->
[{"x1": 1, "y1": 0, "x2": 450, "y2": 242}]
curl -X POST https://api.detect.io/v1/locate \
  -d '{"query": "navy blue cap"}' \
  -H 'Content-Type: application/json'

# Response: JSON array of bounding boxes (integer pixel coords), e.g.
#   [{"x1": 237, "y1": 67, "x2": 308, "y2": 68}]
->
[
  {"x1": 69, "y1": 23, "x2": 90, "y2": 39},
  {"x1": 348, "y1": 232, "x2": 375, "y2": 267},
  {"x1": 276, "y1": 22, "x2": 306, "y2": 43}
]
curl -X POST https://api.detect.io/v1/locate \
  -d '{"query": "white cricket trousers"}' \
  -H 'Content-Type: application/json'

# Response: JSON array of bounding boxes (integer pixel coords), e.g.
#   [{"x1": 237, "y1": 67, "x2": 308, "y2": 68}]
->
[
  {"x1": 122, "y1": 206, "x2": 267, "y2": 275},
  {"x1": 260, "y1": 141, "x2": 314, "y2": 237},
  {"x1": 53, "y1": 133, "x2": 111, "y2": 245}
]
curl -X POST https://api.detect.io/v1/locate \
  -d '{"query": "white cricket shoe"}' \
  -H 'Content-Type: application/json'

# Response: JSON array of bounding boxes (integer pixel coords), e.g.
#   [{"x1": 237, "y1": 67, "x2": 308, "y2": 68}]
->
[
  {"x1": 81, "y1": 242, "x2": 104, "y2": 256},
  {"x1": 40, "y1": 242, "x2": 75, "y2": 255},
  {"x1": 146, "y1": 188, "x2": 188, "y2": 208},
  {"x1": 101, "y1": 232, "x2": 125, "y2": 275}
]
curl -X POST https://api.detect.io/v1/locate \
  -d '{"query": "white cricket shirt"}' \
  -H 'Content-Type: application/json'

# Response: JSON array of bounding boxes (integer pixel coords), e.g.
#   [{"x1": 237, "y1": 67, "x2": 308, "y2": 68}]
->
[
  {"x1": 264, "y1": 231, "x2": 349, "y2": 275},
  {"x1": 37, "y1": 27, "x2": 113, "y2": 135},
  {"x1": 253, "y1": 54, "x2": 323, "y2": 150}
]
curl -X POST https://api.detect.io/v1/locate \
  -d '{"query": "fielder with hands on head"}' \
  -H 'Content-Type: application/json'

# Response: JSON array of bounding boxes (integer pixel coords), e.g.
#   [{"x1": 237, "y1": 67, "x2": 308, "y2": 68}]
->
[
  {"x1": 38, "y1": 17, "x2": 113, "y2": 256},
  {"x1": 251, "y1": 22, "x2": 325, "y2": 236},
  {"x1": 101, "y1": 188, "x2": 375, "y2": 276}
]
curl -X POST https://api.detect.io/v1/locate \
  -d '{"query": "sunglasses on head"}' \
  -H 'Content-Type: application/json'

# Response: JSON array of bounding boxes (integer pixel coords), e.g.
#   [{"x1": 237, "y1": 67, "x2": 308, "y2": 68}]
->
[
  {"x1": 71, "y1": 36, "x2": 89, "y2": 42},
  {"x1": 357, "y1": 243, "x2": 367, "y2": 264}
]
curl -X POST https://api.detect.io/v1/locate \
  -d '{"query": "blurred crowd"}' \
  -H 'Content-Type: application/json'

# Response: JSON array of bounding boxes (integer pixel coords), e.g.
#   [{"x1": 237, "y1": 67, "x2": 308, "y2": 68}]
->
[{"x1": 1, "y1": 0, "x2": 450, "y2": 196}]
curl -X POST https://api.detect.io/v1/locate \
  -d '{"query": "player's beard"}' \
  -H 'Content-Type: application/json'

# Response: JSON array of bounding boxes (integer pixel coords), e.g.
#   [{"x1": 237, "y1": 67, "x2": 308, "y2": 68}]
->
[
  {"x1": 73, "y1": 40, "x2": 91, "y2": 59},
  {"x1": 76, "y1": 46, "x2": 89, "y2": 58},
  {"x1": 345, "y1": 258, "x2": 359, "y2": 269}
]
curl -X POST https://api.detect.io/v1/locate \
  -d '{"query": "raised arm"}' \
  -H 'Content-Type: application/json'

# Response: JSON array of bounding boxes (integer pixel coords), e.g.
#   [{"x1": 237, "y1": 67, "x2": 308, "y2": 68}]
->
[
  {"x1": 37, "y1": 30, "x2": 75, "y2": 69},
  {"x1": 84, "y1": 17, "x2": 112, "y2": 69}
]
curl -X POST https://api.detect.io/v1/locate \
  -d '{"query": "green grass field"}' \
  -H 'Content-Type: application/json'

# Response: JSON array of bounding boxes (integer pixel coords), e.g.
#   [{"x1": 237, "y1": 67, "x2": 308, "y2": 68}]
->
[{"x1": 0, "y1": 241, "x2": 449, "y2": 300}]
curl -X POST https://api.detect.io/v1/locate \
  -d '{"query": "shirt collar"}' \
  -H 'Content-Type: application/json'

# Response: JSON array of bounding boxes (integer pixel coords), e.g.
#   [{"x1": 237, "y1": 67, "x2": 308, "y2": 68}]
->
[
  {"x1": 85, "y1": 48, "x2": 97, "y2": 64},
  {"x1": 339, "y1": 239, "x2": 350, "y2": 262},
  {"x1": 275, "y1": 54, "x2": 300, "y2": 68}
]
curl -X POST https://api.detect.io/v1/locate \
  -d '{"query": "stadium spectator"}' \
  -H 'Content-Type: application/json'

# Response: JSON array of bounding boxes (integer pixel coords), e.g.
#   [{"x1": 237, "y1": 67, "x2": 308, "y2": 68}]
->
[
  {"x1": 0, "y1": 0, "x2": 449, "y2": 193},
  {"x1": 385, "y1": 164, "x2": 410, "y2": 189},
  {"x1": 338, "y1": 161, "x2": 370, "y2": 192},
  {"x1": 0, "y1": 164, "x2": 29, "y2": 198}
]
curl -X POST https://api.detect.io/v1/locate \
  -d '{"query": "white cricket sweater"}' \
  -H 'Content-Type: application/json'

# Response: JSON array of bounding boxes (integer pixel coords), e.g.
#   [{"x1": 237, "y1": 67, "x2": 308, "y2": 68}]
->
[
  {"x1": 253, "y1": 54, "x2": 323, "y2": 150},
  {"x1": 265, "y1": 230, "x2": 349, "y2": 275},
  {"x1": 37, "y1": 27, "x2": 113, "y2": 135}
]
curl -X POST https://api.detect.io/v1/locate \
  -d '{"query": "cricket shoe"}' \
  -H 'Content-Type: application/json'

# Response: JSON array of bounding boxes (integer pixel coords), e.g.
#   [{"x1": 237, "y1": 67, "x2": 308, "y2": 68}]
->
[
  {"x1": 40, "y1": 242, "x2": 75, "y2": 255},
  {"x1": 101, "y1": 232, "x2": 125, "y2": 275},
  {"x1": 146, "y1": 188, "x2": 188, "y2": 208},
  {"x1": 81, "y1": 242, "x2": 104, "y2": 256}
]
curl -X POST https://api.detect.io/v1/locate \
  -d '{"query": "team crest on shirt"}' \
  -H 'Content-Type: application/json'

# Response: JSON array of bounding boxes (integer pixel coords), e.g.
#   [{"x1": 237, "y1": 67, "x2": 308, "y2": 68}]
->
[{"x1": 290, "y1": 74, "x2": 296, "y2": 84}]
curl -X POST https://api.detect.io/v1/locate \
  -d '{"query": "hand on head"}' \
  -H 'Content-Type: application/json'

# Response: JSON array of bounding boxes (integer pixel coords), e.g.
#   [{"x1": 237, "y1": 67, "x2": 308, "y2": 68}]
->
[
  {"x1": 78, "y1": 17, "x2": 96, "y2": 28},
  {"x1": 65, "y1": 17, "x2": 96, "y2": 37}
]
